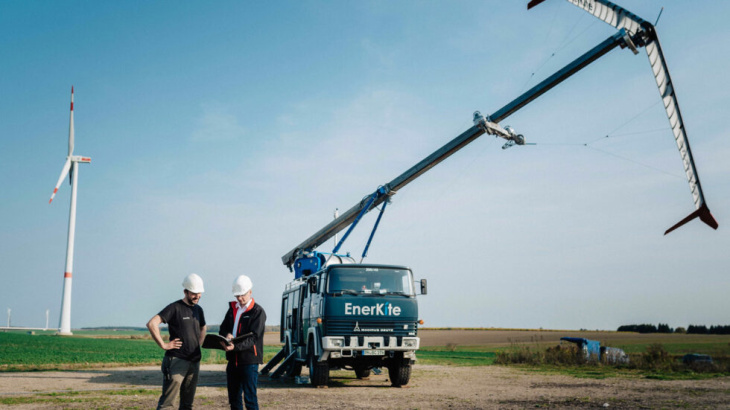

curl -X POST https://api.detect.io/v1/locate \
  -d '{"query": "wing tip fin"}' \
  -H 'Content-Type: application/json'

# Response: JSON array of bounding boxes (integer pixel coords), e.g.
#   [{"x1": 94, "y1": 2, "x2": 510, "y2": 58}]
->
[
  {"x1": 664, "y1": 203, "x2": 718, "y2": 235},
  {"x1": 527, "y1": 0, "x2": 547, "y2": 10}
]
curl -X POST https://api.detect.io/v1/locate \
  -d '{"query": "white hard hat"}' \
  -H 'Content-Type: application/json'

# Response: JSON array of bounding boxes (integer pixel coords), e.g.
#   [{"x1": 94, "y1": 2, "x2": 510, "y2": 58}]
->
[
  {"x1": 232, "y1": 275, "x2": 253, "y2": 296},
  {"x1": 182, "y1": 273, "x2": 205, "y2": 293}
]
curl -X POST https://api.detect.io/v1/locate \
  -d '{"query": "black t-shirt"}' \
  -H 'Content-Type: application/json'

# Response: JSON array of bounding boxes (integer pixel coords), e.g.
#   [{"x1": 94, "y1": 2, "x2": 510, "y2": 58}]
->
[{"x1": 158, "y1": 299, "x2": 206, "y2": 362}]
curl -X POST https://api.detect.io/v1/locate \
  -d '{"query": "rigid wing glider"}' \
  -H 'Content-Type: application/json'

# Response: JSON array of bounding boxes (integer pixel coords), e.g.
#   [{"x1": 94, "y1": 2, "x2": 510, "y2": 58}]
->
[{"x1": 527, "y1": 0, "x2": 718, "y2": 234}]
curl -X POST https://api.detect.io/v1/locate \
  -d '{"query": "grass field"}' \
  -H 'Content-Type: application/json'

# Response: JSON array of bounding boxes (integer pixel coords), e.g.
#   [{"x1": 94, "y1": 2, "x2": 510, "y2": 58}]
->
[
  {"x1": 0, "y1": 389, "x2": 159, "y2": 406},
  {"x1": 2, "y1": 328, "x2": 729, "y2": 377},
  {"x1": 417, "y1": 347, "x2": 497, "y2": 366},
  {"x1": 0, "y1": 331, "x2": 279, "y2": 371}
]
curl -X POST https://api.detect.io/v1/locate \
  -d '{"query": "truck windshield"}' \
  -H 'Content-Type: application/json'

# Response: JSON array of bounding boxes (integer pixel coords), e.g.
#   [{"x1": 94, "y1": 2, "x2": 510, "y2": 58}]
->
[{"x1": 327, "y1": 267, "x2": 415, "y2": 296}]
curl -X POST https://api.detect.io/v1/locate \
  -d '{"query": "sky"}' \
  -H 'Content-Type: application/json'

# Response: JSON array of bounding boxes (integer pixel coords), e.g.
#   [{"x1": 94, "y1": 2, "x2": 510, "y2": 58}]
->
[{"x1": 1, "y1": 1, "x2": 728, "y2": 332}]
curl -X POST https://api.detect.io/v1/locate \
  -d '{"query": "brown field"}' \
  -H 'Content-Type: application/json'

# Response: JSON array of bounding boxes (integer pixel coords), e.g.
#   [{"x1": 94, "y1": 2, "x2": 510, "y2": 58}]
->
[
  {"x1": 267, "y1": 328, "x2": 730, "y2": 348},
  {"x1": 2, "y1": 329, "x2": 729, "y2": 409},
  {"x1": 416, "y1": 328, "x2": 730, "y2": 347}
]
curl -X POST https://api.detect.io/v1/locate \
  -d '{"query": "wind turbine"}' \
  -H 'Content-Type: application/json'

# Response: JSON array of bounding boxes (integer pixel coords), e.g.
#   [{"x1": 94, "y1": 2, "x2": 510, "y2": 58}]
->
[{"x1": 49, "y1": 86, "x2": 91, "y2": 335}]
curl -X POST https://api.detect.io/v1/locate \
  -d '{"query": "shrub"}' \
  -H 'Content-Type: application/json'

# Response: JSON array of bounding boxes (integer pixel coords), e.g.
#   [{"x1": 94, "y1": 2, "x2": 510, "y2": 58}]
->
[
  {"x1": 495, "y1": 345, "x2": 542, "y2": 365},
  {"x1": 496, "y1": 341, "x2": 730, "y2": 375},
  {"x1": 643, "y1": 343, "x2": 670, "y2": 365},
  {"x1": 543, "y1": 344, "x2": 585, "y2": 366}
]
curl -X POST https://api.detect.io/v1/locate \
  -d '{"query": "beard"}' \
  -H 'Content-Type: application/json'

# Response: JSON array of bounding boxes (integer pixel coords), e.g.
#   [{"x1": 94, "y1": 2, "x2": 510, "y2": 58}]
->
[{"x1": 184, "y1": 293, "x2": 200, "y2": 305}]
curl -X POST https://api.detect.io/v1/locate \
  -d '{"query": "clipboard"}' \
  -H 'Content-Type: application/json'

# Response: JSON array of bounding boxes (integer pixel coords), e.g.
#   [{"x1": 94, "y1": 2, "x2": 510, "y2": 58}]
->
[{"x1": 202, "y1": 332, "x2": 253, "y2": 350}]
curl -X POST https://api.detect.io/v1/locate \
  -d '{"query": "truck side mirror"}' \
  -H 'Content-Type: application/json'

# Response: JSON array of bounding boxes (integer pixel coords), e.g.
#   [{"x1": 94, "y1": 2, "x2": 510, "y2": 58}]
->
[{"x1": 420, "y1": 279, "x2": 427, "y2": 295}]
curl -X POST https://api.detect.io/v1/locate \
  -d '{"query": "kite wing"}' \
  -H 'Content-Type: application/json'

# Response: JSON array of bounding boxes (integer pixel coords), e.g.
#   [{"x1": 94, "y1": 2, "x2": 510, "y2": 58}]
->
[{"x1": 528, "y1": 0, "x2": 717, "y2": 234}]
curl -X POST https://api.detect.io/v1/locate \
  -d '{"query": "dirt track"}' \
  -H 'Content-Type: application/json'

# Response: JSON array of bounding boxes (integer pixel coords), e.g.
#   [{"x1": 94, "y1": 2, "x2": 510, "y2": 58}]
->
[{"x1": 1, "y1": 363, "x2": 729, "y2": 409}]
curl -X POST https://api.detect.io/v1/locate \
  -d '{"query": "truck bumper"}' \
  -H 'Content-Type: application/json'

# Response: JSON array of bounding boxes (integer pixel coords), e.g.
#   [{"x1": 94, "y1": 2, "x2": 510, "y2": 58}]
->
[{"x1": 320, "y1": 335, "x2": 419, "y2": 360}]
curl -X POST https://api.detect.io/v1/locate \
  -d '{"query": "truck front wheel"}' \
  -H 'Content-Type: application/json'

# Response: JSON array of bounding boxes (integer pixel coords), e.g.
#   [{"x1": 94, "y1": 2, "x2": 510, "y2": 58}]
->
[
  {"x1": 308, "y1": 345, "x2": 329, "y2": 387},
  {"x1": 388, "y1": 362, "x2": 411, "y2": 387}
]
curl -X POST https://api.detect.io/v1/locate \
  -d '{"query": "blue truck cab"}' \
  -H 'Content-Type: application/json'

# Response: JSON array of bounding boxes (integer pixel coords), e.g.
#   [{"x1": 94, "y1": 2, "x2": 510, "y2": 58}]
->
[{"x1": 268, "y1": 259, "x2": 426, "y2": 387}]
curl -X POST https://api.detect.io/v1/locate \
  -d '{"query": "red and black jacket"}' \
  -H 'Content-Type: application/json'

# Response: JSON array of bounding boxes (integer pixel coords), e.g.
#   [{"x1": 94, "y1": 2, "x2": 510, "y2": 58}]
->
[{"x1": 219, "y1": 299, "x2": 266, "y2": 365}]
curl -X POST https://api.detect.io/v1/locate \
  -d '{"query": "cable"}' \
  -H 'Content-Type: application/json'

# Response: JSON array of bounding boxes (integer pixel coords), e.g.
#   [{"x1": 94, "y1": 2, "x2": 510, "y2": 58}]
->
[
  {"x1": 599, "y1": 100, "x2": 662, "y2": 141},
  {"x1": 582, "y1": 145, "x2": 684, "y2": 180},
  {"x1": 583, "y1": 127, "x2": 670, "y2": 147},
  {"x1": 521, "y1": 16, "x2": 598, "y2": 92},
  {"x1": 524, "y1": 98, "x2": 683, "y2": 180},
  {"x1": 608, "y1": 127, "x2": 671, "y2": 138}
]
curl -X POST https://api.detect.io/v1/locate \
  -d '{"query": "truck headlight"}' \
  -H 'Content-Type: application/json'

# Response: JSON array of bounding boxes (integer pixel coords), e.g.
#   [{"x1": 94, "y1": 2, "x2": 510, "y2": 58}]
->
[
  {"x1": 330, "y1": 338, "x2": 344, "y2": 348},
  {"x1": 403, "y1": 339, "x2": 417, "y2": 348}
]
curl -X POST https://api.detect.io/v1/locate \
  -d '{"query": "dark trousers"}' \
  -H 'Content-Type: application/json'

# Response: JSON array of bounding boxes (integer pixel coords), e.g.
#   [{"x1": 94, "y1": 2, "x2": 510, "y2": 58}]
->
[
  {"x1": 158, "y1": 356, "x2": 200, "y2": 409},
  {"x1": 225, "y1": 362, "x2": 259, "y2": 410}
]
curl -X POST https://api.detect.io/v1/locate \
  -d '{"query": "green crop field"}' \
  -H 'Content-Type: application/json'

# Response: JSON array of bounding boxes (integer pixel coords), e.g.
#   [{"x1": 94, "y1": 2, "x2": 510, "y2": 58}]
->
[
  {"x1": 417, "y1": 347, "x2": 497, "y2": 366},
  {"x1": 0, "y1": 332, "x2": 279, "y2": 371}
]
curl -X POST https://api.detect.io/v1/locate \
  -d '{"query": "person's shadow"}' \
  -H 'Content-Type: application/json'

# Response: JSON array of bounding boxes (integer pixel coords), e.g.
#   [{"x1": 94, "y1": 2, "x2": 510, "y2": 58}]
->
[{"x1": 87, "y1": 366, "x2": 227, "y2": 388}]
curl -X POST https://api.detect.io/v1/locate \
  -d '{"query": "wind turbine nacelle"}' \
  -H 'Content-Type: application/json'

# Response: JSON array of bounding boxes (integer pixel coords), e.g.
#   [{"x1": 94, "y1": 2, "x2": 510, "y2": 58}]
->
[{"x1": 71, "y1": 155, "x2": 92, "y2": 163}]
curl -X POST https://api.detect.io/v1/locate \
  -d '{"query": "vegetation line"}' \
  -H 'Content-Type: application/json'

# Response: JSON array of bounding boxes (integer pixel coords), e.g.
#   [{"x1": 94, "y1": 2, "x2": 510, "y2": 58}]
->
[{"x1": 0, "y1": 386, "x2": 159, "y2": 396}]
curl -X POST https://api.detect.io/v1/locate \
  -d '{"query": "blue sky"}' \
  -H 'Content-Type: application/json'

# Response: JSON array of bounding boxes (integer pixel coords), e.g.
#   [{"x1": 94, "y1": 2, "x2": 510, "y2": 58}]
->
[{"x1": 1, "y1": 1, "x2": 728, "y2": 331}]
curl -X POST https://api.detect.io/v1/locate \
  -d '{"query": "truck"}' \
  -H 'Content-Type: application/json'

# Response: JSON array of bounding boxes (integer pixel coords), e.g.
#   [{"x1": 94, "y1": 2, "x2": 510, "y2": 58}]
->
[
  {"x1": 260, "y1": 0, "x2": 716, "y2": 388},
  {"x1": 263, "y1": 256, "x2": 427, "y2": 386}
]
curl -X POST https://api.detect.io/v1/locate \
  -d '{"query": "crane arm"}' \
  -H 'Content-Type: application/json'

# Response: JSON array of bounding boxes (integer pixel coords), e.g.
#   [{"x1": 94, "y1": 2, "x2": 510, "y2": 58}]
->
[
  {"x1": 282, "y1": 29, "x2": 634, "y2": 268},
  {"x1": 282, "y1": 1, "x2": 718, "y2": 268}
]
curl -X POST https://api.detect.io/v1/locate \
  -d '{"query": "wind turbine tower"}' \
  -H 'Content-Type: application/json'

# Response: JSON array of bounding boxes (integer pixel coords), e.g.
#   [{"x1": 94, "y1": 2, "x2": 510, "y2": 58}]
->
[{"x1": 49, "y1": 86, "x2": 91, "y2": 335}]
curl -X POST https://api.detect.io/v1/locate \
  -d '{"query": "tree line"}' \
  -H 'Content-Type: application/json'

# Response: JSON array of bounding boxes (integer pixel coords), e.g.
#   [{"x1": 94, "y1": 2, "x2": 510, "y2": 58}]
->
[{"x1": 617, "y1": 323, "x2": 730, "y2": 334}]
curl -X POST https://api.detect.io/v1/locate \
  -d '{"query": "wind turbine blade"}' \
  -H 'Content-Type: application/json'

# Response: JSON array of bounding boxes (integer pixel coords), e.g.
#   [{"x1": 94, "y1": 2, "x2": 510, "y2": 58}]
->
[
  {"x1": 68, "y1": 86, "x2": 74, "y2": 156},
  {"x1": 49, "y1": 158, "x2": 72, "y2": 204}
]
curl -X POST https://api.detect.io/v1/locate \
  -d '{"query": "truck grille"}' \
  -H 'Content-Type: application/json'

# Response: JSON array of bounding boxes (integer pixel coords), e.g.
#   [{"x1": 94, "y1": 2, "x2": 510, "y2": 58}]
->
[{"x1": 324, "y1": 319, "x2": 416, "y2": 337}]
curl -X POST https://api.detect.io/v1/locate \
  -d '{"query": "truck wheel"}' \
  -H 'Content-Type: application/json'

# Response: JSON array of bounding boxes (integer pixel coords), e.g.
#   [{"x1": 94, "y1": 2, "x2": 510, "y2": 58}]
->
[
  {"x1": 354, "y1": 366, "x2": 371, "y2": 379},
  {"x1": 308, "y1": 345, "x2": 329, "y2": 387},
  {"x1": 388, "y1": 362, "x2": 411, "y2": 387}
]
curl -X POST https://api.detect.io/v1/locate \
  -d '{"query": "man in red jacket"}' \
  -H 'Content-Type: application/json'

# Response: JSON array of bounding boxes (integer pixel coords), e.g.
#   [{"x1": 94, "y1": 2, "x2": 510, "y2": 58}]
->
[{"x1": 219, "y1": 275, "x2": 266, "y2": 410}]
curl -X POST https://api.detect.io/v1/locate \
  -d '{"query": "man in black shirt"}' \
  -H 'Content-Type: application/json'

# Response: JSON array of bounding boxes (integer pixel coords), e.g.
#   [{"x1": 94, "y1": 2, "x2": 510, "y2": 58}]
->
[{"x1": 147, "y1": 273, "x2": 207, "y2": 410}]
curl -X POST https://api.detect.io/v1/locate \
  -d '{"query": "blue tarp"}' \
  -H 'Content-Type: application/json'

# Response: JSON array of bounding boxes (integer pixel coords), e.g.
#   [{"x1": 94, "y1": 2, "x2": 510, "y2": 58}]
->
[{"x1": 560, "y1": 337, "x2": 600, "y2": 359}]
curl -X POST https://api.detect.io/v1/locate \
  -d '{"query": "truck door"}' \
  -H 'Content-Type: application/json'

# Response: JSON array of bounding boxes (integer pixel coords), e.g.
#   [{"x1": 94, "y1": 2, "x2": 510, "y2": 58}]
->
[
  {"x1": 301, "y1": 281, "x2": 311, "y2": 339},
  {"x1": 288, "y1": 289, "x2": 299, "y2": 345},
  {"x1": 291, "y1": 287, "x2": 303, "y2": 346},
  {"x1": 280, "y1": 294, "x2": 288, "y2": 343},
  {"x1": 308, "y1": 274, "x2": 323, "y2": 332}
]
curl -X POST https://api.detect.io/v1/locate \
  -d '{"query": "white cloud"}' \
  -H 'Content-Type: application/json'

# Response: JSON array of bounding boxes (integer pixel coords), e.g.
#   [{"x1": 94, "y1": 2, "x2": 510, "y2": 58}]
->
[{"x1": 190, "y1": 102, "x2": 246, "y2": 142}]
